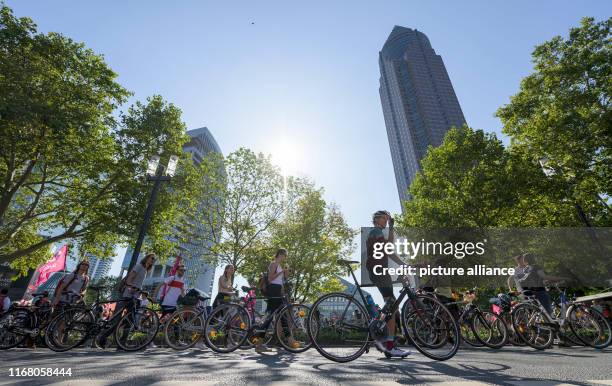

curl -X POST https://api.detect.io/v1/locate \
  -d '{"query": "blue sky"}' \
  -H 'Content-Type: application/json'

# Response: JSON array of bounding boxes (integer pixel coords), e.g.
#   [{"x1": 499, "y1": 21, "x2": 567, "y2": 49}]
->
[{"x1": 8, "y1": 1, "x2": 610, "y2": 297}]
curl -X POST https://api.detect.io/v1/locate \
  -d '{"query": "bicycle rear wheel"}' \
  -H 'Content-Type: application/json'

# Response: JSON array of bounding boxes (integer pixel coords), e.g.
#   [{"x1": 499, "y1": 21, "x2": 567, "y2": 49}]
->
[
  {"x1": 45, "y1": 307, "x2": 93, "y2": 352},
  {"x1": 276, "y1": 304, "x2": 312, "y2": 353},
  {"x1": 204, "y1": 303, "x2": 250, "y2": 353},
  {"x1": 568, "y1": 304, "x2": 612, "y2": 349},
  {"x1": 401, "y1": 294, "x2": 460, "y2": 361},
  {"x1": 472, "y1": 310, "x2": 508, "y2": 348},
  {"x1": 511, "y1": 303, "x2": 553, "y2": 350},
  {"x1": 0, "y1": 308, "x2": 34, "y2": 350},
  {"x1": 115, "y1": 307, "x2": 159, "y2": 351},
  {"x1": 307, "y1": 293, "x2": 370, "y2": 363},
  {"x1": 164, "y1": 308, "x2": 205, "y2": 350}
]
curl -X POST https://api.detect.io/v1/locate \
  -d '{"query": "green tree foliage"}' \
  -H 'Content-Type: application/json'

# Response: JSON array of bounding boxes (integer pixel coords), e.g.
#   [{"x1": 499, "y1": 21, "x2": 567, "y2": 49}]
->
[
  {"x1": 400, "y1": 126, "x2": 573, "y2": 228},
  {"x1": 240, "y1": 178, "x2": 355, "y2": 302},
  {"x1": 497, "y1": 17, "x2": 611, "y2": 225},
  {"x1": 0, "y1": 6, "x2": 219, "y2": 274},
  {"x1": 199, "y1": 148, "x2": 287, "y2": 271}
]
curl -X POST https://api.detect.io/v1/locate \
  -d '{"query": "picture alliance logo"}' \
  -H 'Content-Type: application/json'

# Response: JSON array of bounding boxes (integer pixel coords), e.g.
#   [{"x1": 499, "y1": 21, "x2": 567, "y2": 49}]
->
[{"x1": 372, "y1": 239, "x2": 487, "y2": 260}]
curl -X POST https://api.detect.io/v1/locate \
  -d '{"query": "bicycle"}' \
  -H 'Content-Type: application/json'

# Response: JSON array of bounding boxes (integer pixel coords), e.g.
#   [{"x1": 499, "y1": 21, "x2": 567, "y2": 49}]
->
[
  {"x1": 489, "y1": 292, "x2": 527, "y2": 346},
  {"x1": 204, "y1": 288, "x2": 311, "y2": 353},
  {"x1": 423, "y1": 288, "x2": 508, "y2": 349},
  {"x1": 162, "y1": 292, "x2": 211, "y2": 350},
  {"x1": 45, "y1": 286, "x2": 159, "y2": 352},
  {"x1": 511, "y1": 286, "x2": 612, "y2": 350},
  {"x1": 0, "y1": 291, "x2": 60, "y2": 350},
  {"x1": 307, "y1": 260, "x2": 460, "y2": 363}
]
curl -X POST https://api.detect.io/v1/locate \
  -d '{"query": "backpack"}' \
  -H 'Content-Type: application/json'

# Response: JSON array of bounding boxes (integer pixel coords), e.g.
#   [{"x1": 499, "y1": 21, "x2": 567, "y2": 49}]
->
[
  {"x1": 257, "y1": 271, "x2": 269, "y2": 296},
  {"x1": 53, "y1": 273, "x2": 89, "y2": 300}
]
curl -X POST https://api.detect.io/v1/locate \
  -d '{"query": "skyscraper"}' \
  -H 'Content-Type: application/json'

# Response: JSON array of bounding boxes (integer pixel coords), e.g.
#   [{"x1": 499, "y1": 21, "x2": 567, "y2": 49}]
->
[
  {"x1": 87, "y1": 256, "x2": 112, "y2": 282},
  {"x1": 379, "y1": 26, "x2": 466, "y2": 204}
]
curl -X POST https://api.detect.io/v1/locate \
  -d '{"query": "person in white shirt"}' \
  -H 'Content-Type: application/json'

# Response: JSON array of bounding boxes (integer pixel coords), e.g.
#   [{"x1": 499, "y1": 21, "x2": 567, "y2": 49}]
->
[
  {"x1": 157, "y1": 265, "x2": 186, "y2": 318},
  {"x1": 52, "y1": 260, "x2": 90, "y2": 307}
]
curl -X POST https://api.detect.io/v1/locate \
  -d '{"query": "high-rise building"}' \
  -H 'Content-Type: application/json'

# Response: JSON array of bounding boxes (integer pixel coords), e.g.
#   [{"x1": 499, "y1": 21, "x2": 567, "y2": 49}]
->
[
  {"x1": 379, "y1": 26, "x2": 466, "y2": 204},
  {"x1": 87, "y1": 256, "x2": 112, "y2": 283},
  {"x1": 120, "y1": 127, "x2": 222, "y2": 300}
]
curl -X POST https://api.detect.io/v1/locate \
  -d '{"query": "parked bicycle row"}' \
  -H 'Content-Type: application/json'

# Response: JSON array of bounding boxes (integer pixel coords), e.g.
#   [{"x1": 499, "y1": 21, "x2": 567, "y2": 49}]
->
[{"x1": 1, "y1": 211, "x2": 610, "y2": 363}]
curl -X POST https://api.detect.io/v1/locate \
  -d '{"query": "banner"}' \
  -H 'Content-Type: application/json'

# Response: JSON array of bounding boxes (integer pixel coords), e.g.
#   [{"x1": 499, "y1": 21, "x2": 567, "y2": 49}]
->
[{"x1": 29, "y1": 245, "x2": 68, "y2": 292}]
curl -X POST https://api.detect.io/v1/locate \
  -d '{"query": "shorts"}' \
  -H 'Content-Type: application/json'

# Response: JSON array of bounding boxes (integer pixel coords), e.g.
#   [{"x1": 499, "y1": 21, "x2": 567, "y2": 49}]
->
[{"x1": 368, "y1": 270, "x2": 394, "y2": 300}]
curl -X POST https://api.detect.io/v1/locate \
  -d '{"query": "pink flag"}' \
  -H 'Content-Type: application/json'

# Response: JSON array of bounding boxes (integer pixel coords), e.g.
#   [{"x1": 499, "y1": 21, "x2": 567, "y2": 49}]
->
[
  {"x1": 159, "y1": 255, "x2": 182, "y2": 301},
  {"x1": 33, "y1": 245, "x2": 68, "y2": 289}
]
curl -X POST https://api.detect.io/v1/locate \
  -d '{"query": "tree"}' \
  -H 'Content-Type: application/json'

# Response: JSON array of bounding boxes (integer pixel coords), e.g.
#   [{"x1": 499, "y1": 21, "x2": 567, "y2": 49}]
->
[
  {"x1": 399, "y1": 126, "x2": 572, "y2": 229},
  {"x1": 201, "y1": 148, "x2": 286, "y2": 272},
  {"x1": 240, "y1": 179, "x2": 355, "y2": 303},
  {"x1": 0, "y1": 6, "x2": 219, "y2": 274},
  {"x1": 496, "y1": 17, "x2": 611, "y2": 226}
]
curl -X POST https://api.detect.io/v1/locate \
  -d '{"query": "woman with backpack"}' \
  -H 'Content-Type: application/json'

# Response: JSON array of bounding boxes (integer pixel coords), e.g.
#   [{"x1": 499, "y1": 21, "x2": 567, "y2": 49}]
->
[{"x1": 52, "y1": 260, "x2": 90, "y2": 308}]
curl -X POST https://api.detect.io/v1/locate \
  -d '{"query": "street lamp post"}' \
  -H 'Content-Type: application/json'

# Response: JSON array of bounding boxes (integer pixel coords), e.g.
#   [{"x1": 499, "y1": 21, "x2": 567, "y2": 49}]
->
[{"x1": 127, "y1": 155, "x2": 179, "y2": 273}]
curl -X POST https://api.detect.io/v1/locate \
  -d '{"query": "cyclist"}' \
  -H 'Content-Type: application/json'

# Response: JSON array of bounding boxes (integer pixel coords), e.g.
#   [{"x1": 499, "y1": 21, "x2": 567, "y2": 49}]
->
[
  {"x1": 213, "y1": 264, "x2": 235, "y2": 308},
  {"x1": 97, "y1": 253, "x2": 155, "y2": 349},
  {"x1": 52, "y1": 260, "x2": 90, "y2": 308},
  {"x1": 508, "y1": 253, "x2": 567, "y2": 314},
  {"x1": 256, "y1": 248, "x2": 300, "y2": 352},
  {"x1": 365, "y1": 210, "x2": 410, "y2": 358}
]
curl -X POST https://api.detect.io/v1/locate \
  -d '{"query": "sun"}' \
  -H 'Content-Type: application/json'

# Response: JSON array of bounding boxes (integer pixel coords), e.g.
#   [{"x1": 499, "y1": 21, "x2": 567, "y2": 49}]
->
[{"x1": 269, "y1": 139, "x2": 302, "y2": 177}]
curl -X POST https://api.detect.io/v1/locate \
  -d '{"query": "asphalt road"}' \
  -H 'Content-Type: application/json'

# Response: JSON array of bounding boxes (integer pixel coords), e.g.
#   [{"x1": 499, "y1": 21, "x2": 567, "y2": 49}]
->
[{"x1": 0, "y1": 345, "x2": 611, "y2": 385}]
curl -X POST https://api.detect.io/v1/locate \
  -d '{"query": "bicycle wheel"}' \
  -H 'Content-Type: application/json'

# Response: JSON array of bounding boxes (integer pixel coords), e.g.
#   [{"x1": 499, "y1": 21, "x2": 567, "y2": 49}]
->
[
  {"x1": 241, "y1": 316, "x2": 274, "y2": 350},
  {"x1": 460, "y1": 315, "x2": 484, "y2": 347},
  {"x1": 0, "y1": 308, "x2": 34, "y2": 350},
  {"x1": 163, "y1": 308, "x2": 205, "y2": 350},
  {"x1": 511, "y1": 303, "x2": 553, "y2": 350},
  {"x1": 552, "y1": 304, "x2": 584, "y2": 346},
  {"x1": 471, "y1": 311, "x2": 508, "y2": 348},
  {"x1": 275, "y1": 304, "x2": 312, "y2": 353},
  {"x1": 401, "y1": 294, "x2": 460, "y2": 361},
  {"x1": 45, "y1": 308, "x2": 93, "y2": 352},
  {"x1": 204, "y1": 303, "x2": 250, "y2": 353},
  {"x1": 307, "y1": 293, "x2": 369, "y2": 363},
  {"x1": 115, "y1": 307, "x2": 159, "y2": 351},
  {"x1": 568, "y1": 304, "x2": 612, "y2": 349}
]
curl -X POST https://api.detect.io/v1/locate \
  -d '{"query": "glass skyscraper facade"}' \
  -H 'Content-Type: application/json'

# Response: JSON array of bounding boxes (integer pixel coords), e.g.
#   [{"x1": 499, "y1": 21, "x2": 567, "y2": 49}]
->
[{"x1": 379, "y1": 26, "x2": 466, "y2": 204}]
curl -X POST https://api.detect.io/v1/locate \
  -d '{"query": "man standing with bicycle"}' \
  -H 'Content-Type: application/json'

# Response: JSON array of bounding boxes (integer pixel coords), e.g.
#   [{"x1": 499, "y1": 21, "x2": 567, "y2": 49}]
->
[{"x1": 365, "y1": 210, "x2": 410, "y2": 358}]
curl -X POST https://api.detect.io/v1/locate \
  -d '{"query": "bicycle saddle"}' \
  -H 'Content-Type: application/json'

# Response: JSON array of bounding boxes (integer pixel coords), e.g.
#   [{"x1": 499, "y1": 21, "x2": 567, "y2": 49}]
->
[{"x1": 241, "y1": 286, "x2": 256, "y2": 292}]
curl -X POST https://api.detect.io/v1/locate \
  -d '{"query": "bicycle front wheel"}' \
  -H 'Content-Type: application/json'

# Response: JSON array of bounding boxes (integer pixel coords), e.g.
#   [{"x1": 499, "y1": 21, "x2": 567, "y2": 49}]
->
[
  {"x1": 275, "y1": 304, "x2": 312, "y2": 353},
  {"x1": 115, "y1": 307, "x2": 159, "y2": 351},
  {"x1": 307, "y1": 293, "x2": 370, "y2": 363},
  {"x1": 164, "y1": 308, "x2": 205, "y2": 350},
  {"x1": 401, "y1": 294, "x2": 460, "y2": 361},
  {"x1": 471, "y1": 310, "x2": 508, "y2": 349},
  {"x1": 204, "y1": 303, "x2": 251, "y2": 353},
  {"x1": 45, "y1": 307, "x2": 93, "y2": 352}
]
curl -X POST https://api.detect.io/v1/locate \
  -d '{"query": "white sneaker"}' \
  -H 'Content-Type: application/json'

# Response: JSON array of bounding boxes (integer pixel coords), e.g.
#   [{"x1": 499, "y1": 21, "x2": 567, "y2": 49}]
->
[
  {"x1": 374, "y1": 339, "x2": 387, "y2": 353},
  {"x1": 386, "y1": 346, "x2": 411, "y2": 358}
]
